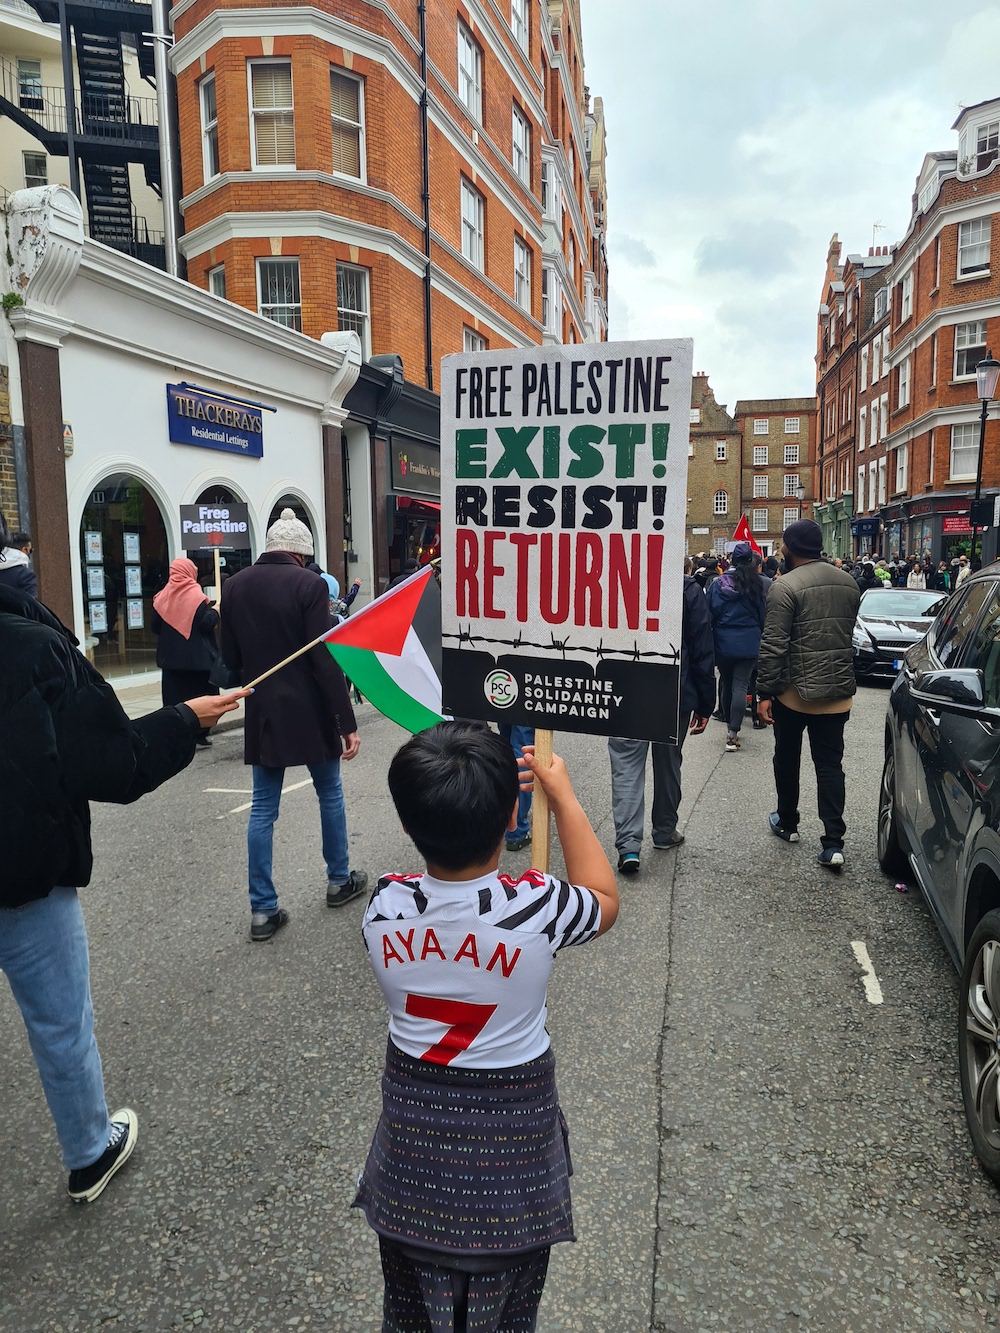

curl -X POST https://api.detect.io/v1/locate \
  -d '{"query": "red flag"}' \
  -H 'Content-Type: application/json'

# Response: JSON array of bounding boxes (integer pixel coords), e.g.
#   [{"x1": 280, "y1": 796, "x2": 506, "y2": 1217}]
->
[{"x1": 732, "y1": 514, "x2": 762, "y2": 555}]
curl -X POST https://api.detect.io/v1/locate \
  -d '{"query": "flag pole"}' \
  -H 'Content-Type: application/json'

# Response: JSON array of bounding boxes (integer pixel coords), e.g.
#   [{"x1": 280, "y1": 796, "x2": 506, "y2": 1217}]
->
[
  {"x1": 531, "y1": 728, "x2": 553, "y2": 872},
  {"x1": 241, "y1": 627, "x2": 332, "y2": 690}
]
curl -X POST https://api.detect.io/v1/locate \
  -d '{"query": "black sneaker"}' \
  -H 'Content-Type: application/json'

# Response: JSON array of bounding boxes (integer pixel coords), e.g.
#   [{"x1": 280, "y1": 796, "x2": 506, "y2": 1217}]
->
[
  {"x1": 326, "y1": 870, "x2": 369, "y2": 908},
  {"x1": 67, "y1": 1108, "x2": 138, "y2": 1204},
  {"x1": 505, "y1": 837, "x2": 531, "y2": 852},
  {"x1": 768, "y1": 812, "x2": 799, "y2": 843},
  {"x1": 652, "y1": 833, "x2": 685, "y2": 850},
  {"x1": 617, "y1": 852, "x2": 640, "y2": 874},
  {"x1": 250, "y1": 908, "x2": 289, "y2": 941}
]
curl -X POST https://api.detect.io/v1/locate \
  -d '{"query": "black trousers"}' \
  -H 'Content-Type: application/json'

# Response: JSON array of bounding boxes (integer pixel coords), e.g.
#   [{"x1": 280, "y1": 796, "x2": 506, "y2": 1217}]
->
[{"x1": 772, "y1": 700, "x2": 849, "y2": 849}]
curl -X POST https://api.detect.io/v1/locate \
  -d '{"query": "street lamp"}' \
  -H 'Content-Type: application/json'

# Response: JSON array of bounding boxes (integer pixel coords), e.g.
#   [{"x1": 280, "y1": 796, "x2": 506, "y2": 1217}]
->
[
  {"x1": 796, "y1": 483, "x2": 806, "y2": 521},
  {"x1": 970, "y1": 350, "x2": 1000, "y2": 562}
]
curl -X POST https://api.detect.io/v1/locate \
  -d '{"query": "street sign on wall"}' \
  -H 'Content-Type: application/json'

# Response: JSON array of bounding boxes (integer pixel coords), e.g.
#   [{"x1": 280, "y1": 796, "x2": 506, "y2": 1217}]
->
[
  {"x1": 167, "y1": 384, "x2": 265, "y2": 458},
  {"x1": 440, "y1": 339, "x2": 693, "y2": 744}
]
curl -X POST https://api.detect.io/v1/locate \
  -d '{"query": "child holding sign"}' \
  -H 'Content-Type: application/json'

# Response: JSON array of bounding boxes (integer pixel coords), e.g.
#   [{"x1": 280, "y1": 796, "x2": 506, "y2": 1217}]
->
[{"x1": 354, "y1": 721, "x2": 618, "y2": 1330}]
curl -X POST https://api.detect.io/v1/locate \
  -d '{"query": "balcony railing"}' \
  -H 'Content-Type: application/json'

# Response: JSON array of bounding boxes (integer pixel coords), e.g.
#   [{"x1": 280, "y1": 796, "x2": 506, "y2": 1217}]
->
[{"x1": 0, "y1": 53, "x2": 157, "y2": 142}]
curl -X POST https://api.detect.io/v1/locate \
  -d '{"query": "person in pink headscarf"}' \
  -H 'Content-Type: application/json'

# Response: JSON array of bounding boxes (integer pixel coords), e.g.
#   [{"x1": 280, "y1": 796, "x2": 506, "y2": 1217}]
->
[{"x1": 152, "y1": 558, "x2": 221, "y2": 746}]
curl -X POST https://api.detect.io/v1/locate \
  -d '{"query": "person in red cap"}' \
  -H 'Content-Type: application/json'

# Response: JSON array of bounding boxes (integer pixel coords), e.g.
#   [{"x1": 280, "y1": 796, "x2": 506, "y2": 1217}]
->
[{"x1": 755, "y1": 519, "x2": 860, "y2": 871}]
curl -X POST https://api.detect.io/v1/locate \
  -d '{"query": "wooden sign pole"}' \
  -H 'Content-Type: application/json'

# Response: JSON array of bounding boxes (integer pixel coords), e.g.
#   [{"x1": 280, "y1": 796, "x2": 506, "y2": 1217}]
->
[{"x1": 531, "y1": 728, "x2": 554, "y2": 873}]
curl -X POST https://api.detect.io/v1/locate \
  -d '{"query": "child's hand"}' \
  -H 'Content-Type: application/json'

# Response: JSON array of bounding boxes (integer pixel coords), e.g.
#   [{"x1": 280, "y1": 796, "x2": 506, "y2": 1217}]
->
[{"x1": 517, "y1": 746, "x2": 576, "y2": 810}]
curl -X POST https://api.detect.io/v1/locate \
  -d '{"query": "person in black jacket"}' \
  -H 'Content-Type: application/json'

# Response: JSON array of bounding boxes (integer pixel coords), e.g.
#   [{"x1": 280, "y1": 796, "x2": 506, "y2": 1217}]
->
[
  {"x1": 152, "y1": 557, "x2": 220, "y2": 747},
  {"x1": 0, "y1": 513, "x2": 245, "y2": 1205},
  {"x1": 0, "y1": 527, "x2": 36, "y2": 598},
  {"x1": 607, "y1": 564, "x2": 716, "y2": 874}
]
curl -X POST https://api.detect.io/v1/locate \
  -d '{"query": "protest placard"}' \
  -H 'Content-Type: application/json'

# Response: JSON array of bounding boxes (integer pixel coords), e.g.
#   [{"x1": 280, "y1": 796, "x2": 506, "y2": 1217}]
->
[{"x1": 440, "y1": 339, "x2": 693, "y2": 744}]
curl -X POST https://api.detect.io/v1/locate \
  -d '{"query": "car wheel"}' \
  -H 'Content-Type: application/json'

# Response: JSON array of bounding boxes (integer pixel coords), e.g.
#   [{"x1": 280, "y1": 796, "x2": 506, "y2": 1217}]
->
[
  {"x1": 876, "y1": 744, "x2": 909, "y2": 877},
  {"x1": 959, "y1": 911, "x2": 1000, "y2": 1183}
]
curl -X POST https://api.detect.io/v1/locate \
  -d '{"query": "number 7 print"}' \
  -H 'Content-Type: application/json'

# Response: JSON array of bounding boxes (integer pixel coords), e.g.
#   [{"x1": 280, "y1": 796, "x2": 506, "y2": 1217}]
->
[{"x1": 405, "y1": 993, "x2": 497, "y2": 1065}]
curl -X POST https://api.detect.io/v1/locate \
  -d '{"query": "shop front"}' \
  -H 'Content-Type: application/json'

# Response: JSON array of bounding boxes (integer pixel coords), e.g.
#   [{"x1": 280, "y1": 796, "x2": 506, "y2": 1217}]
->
[
  {"x1": 3, "y1": 185, "x2": 362, "y2": 682},
  {"x1": 881, "y1": 493, "x2": 1000, "y2": 569},
  {"x1": 851, "y1": 515, "x2": 880, "y2": 557}
]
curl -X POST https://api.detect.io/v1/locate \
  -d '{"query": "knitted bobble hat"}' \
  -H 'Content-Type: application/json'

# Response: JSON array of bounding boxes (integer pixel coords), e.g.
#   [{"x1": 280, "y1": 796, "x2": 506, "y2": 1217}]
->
[{"x1": 265, "y1": 507, "x2": 314, "y2": 556}]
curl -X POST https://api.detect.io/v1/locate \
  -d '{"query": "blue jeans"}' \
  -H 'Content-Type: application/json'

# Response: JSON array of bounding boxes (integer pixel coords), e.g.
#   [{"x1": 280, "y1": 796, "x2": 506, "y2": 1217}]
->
[
  {"x1": 248, "y1": 761, "x2": 350, "y2": 915},
  {"x1": 499, "y1": 724, "x2": 534, "y2": 843},
  {"x1": 0, "y1": 887, "x2": 111, "y2": 1170}
]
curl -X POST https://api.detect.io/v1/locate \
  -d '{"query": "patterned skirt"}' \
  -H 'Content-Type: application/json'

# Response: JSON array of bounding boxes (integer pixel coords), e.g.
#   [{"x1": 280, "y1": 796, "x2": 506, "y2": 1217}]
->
[{"x1": 353, "y1": 1039, "x2": 575, "y2": 1259}]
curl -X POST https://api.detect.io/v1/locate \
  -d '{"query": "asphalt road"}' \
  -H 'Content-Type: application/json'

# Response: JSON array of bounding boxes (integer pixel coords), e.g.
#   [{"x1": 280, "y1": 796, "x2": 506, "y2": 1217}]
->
[{"x1": 2, "y1": 684, "x2": 999, "y2": 1331}]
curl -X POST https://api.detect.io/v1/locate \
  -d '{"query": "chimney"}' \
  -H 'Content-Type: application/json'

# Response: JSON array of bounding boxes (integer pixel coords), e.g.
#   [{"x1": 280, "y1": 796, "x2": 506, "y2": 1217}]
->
[{"x1": 869, "y1": 246, "x2": 874, "y2": 256}]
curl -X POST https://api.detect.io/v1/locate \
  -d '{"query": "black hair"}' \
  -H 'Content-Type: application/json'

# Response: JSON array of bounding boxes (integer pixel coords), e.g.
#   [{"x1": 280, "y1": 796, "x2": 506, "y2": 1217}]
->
[
  {"x1": 388, "y1": 721, "x2": 519, "y2": 871},
  {"x1": 731, "y1": 554, "x2": 765, "y2": 601},
  {"x1": 0, "y1": 511, "x2": 11, "y2": 550},
  {"x1": 12, "y1": 530, "x2": 30, "y2": 546}
]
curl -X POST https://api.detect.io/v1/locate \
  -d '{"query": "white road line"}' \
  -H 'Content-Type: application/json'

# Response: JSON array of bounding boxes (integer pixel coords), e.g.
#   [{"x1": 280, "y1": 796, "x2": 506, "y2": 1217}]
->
[
  {"x1": 203, "y1": 788, "x2": 252, "y2": 794},
  {"x1": 220, "y1": 777, "x2": 314, "y2": 817},
  {"x1": 851, "y1": 941, "x2": 884, "y2": 1005}
]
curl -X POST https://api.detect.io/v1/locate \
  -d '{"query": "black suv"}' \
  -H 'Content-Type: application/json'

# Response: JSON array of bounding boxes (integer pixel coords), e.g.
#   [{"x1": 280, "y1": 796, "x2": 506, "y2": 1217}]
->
[{"x1": 880, "y1": 568, "x2": 1000, "y2": 1180}]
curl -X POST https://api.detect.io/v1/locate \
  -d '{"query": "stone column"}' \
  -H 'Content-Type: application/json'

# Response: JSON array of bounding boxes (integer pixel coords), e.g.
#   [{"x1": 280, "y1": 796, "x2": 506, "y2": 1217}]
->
[{"x1": 319, "y1": 331, "x2": 362, "y2": 591}]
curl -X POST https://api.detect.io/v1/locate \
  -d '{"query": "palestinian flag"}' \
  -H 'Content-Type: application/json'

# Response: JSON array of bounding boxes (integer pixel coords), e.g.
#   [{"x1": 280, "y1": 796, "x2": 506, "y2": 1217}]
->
[{"x1": 323, "y1": 567, "x2": 445, "y2": 733}]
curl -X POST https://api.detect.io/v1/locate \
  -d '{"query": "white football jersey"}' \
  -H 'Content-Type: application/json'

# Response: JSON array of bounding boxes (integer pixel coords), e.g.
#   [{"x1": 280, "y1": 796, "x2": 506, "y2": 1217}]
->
[{"x1": 361, "y1": 869, "x2": 601, "y2": 1069}]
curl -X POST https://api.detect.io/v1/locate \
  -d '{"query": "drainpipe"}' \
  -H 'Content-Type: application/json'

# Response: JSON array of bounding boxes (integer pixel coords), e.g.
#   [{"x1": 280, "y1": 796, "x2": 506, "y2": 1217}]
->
[
  {"x1": 56, "y1": 0, "x2": 79, "y2": 199},
  {"x1": 418, "y1": 0, "x2": 433, "y2": 390},
  {"x1": 150, "y1": 0, "x2": 182, "y2": 277}
]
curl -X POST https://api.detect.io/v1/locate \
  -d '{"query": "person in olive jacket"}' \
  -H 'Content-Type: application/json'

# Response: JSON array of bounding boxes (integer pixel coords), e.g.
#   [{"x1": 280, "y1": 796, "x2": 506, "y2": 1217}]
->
[
  {"x1": 221, "y1": 508, "x2": 366, "y2": 942},
  {"x1": 0, "y1": 512, "x2": 244, "y2": 1205},
  {"x1": 152, "y1": 556, "x2": 221, "y2": 746},
  {"x1": 756, "y1": 519, "x2": 861, "y2": 871}
]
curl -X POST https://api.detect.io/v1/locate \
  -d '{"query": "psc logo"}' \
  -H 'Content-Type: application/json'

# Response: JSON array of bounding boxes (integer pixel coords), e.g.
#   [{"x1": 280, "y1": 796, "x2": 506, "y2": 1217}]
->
[{"x1": 484, "y1": 669, "x2": 518, "y2": 709}]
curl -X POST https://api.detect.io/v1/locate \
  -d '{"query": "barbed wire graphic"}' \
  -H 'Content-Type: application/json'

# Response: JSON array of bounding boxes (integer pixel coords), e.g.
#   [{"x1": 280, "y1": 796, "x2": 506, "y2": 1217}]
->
[{"x1": 443, "y1": 625, "x2": 680, "y2": 663}]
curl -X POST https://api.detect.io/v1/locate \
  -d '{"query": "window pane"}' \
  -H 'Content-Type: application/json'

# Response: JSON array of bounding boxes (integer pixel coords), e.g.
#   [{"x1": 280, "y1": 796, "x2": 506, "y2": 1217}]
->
[
  {"x1": 252, "y1": 63, "x2": 292, "y2": 109},
  {"x1": 330, "y1": 71, "x2": 359, "y2": 122},
  {"x1": 202, "y1": 77, "x2": 216, "y2": 124},
  {"x1": 967, "y1": 587, "x2": 1000, "y2": 706},
  {"x1": 933, "y1": 582, "x2": 993, "y2": 668},
  {"x1": 23, "y1": 151, "x2": 46, "y2": 186},
  {"x1": 209, "y1": 266, "x2": 226, "y2": 298},
  {"x1": 258, "y1": 260, "x2": 301, "y2": 330},
  {"x1": 331, "y1": 124, "x2": 361, "y2": 175}
]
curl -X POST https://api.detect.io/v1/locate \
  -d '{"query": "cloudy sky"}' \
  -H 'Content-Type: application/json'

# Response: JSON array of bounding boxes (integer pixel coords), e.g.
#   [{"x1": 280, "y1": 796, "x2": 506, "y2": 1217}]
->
[{"x1": 584, "y1": 0, "x2": 1000, "y2": 408}]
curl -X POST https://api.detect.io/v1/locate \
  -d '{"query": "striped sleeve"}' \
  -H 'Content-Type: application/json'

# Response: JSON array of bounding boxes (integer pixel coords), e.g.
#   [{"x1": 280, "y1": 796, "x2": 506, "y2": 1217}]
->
[{"x1": 493, "y1": 874, "x2": 601, "y2": 952}]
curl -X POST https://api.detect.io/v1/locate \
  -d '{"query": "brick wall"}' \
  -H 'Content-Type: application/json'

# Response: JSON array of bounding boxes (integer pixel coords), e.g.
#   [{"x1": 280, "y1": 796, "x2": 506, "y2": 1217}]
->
[
  {"x1": 686, "y1": 373, "x2": 741, "y2": 552},
  {"x1": 0, "y1": 367, "x2": 19, "y2": 527}
]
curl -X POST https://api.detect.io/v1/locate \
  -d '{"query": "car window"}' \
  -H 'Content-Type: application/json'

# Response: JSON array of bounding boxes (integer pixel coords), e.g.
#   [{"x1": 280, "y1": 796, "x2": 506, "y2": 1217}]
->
[
  {"x1": 965, "y1": 584, "x2": 1000, "y2": 708},
  {"x1": 931, "y1": 582, "x2": 993, "y2": 668}
]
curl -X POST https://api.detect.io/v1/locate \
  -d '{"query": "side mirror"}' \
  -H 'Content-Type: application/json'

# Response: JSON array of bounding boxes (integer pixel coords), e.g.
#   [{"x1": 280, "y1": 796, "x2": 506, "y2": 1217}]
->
[{"x1": 913, "y1": 668, "x2": 985, "y2": 709}]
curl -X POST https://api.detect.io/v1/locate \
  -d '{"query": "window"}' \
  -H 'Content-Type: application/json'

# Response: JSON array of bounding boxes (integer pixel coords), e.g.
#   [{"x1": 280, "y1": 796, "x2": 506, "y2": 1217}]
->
[
  {"x1": 540, "y1": 160, "x2": 551, "y2": 214},
  {"x1": 874, "y1": 287, "x2": 889, "y2": 321},
  {"x1": 464, "y1": 327, "x2": 487, "y2": 352},
  {"x1": 898, "y1": 355, "x2": 910, "y2": 409},
  {"x1": 783, "y1": 507, "x2": 799, "y2": 528},
  {"x1": 336, "y1": 263, "x2": 370, "y2": 356},
  {"x1": 900, "y1": 271, "x2": 913, "y2": 321},
  {"x1": 687, "y1": 442, "x2": 694, "y2": 459},
  {"x1": 825, "y1": 465, "x2": 835, "y2": 501},
  {"x1": 881, "y1": 328, "x2": 890, "y2": 368},
  {"x1": 208, "y1": 264, "x2": 226, "y2": 299},
  {"x1": 858, "y1": 405, "x2": 867, "y2": 452},
  {"x1": 784, "y1": 444, "x2": 799, "y2": 465},
  {"x1": 330, "y1": 70, "x2": 364, "y2": 178},
  {"x1": 22, "y1": 150, "x2": 46, "y2": 188},
  {"x1": 880, "y1": 392, "x2": 888, "y2": 441},
  {"x1": 752, "y1": 475, "x2": 768, "y2": 498},
  {"x1": 753, "y1": 445, "x2": 768, "y2": 466},
  {"x1": 951, "y1": 422, "x2": 979, "y2": 480},
  {"x1": 752, "y1": 508, "x2": 768, "y2": 533},
  {"x1": 461, "y1": 179, "x2": 485, "y2": 270},
  {"x1": 860, "y1": 344, "x2": 868, "y2": 391},
  {"x1": 713, "y1": 537, "x2": 727, "y2": 556},
  {"x1": 510, "y1": 0, "x2": 529, "y2": 53},
  {"x1": 929, "y1": 426, "x2": 935, "y2": 485},
  {"x1": 513, "y1": 236, "x2": 531, "y2": 311},
  {"x1": 784, "y1": 417, "x2": 800, "y2": 434},
  {"x1": 955, "y1": 320, "x2": 988, "y2": 378},
  {"x1": 511, "y1": 104, "x2": 530, "y2": 185},
  {"x1": 858, "y1": 466, "x2": 866, "y2": 510},
  {"x1": 929, "y1": 331, "x2": 938, "y2": 387},
  {"x1": 846, "y1": 288, "x2": 853, "y2": 325},
  {"x1": 871, "y1": 337, "x2": 881, "y2": 383},
  {"x1": 843, "y1": 385, "x2": 852, "y2": 422},
  {"x1": 895, "y1": 443, "x2": 909, "y2": 494},
  {"x1": 713, "y1": 490, "x2": 728, "y2": 516},
  {"x1": 568, "y1": 230, "x2": 575, "y2": 276},
  {"x1": 933, "y1": 581, "x2": 993, "y2": 668},
  {"x1": 783, "y1": 473, "x2": 800, "y2": 498},
  {"x1": 541, "y1": 267, "x2": 559, "y2": 333},
  {"x1": 959, "y1": 218, "x2": 991, "y2": 275},
  {"x1": 257, "y1": 258, "x2": 301, "y2": 330},
  {"x1": 934, "y1": 234, "x2": 941, "y2": 288},
  {"x1": 200, "y1": 74, "x2": 219, "y2": 179},
  {"x1": 870, "y1": 399, "x2": 879, "y2": 446},
  {"x1": 17, "y1": 58, "x2": 41, "y2": 110},
  {"x1": 967, "y1": 587, "x2": 1000, "y2": 708},
  {"x1": 868, "y1": 461, "x2": 877, "y2": 512},
  {"x1": 877, "y1": 456, "x2": 887, "y2": 505},
  {"x1": 249, "y1": 61, "x2": 295, "y2": 167},
  {"x1": 690, "y1": 408, "x2": 701, "y2": 425},
  {"x1": 715, "y1": 440, "x2": 727, "y2": 461},
  {"x1": 977, "y1": 121, "x2": 999, "y2": 173},
  {"x1": 458, "y1": 23, "x2": 482, "y2": 121},
  {"x1": 753, "y1": 418, "x2": 769, "y2": 434}
]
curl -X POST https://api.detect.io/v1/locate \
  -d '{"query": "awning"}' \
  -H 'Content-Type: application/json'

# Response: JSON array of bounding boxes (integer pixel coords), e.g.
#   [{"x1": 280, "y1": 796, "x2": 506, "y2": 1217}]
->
[
  {"x1": 851, "y1": 517, "x2": 880, "y2": 536},
  {"x1": 395, "y1": 495, "x2": 441, "y2": 512}
]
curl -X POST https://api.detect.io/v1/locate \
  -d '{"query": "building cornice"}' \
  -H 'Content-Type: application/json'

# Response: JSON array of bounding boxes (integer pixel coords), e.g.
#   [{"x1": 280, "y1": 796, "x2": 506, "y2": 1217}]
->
[
  {"x1": 179, "y1": 169, "x2": 426, "y2": 231},
  {"x1": 884, "y1": 400, "x2": 998, "y2": 450},
  {"x1": 888, "y1": 291, "x2": 1000, "y2": 366}
]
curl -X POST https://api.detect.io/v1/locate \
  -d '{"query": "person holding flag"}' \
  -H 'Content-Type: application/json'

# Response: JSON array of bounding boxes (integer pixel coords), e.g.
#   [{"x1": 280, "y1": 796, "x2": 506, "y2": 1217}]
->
[{"x1": 220, "y1": 509, "x2": 367, "y2": 941}]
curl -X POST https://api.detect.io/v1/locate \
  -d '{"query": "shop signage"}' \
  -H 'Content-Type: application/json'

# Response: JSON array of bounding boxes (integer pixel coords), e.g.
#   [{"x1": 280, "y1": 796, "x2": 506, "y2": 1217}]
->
[
  {"x1": 851, "y1": 518, "x2": 880, "y2": 536},
  {"x1": 167, "y1": 384, "x2": 265, "y2": 458},
  {"x1": 180, "y1": 502, "x2": 252, "y2": 550},
  {"x1": 942, "y1": 514, "x2": 973, "y2": 535},
  {"x1": 390, "y1": 438, "x2": 441, "y2": 498},
  {"x1": 440, "y1": 339, "x2": 693, "y2": 745}
]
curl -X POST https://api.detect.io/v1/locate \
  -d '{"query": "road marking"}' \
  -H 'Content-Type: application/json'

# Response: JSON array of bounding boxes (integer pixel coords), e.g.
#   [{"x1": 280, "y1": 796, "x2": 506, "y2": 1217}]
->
[
  {"x1": 851, "y1": 941, "x2": 884, "y2": 1005},
  {"x1": 203, "y1": 788, "x2": 252, "y2": 794},
  {"x1": 220, "y1": 777, "x2": 315, "y2": 816}
]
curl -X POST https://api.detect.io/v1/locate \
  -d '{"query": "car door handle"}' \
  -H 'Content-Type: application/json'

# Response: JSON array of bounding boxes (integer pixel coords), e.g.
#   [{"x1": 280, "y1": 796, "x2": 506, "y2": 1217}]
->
[{"x1": 925, "y1": 707, "x2": 941, "y2": 727}]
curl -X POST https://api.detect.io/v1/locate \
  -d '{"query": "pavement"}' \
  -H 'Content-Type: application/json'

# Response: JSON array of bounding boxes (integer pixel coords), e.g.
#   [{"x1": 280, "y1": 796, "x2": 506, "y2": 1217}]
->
[
  {"x1": 113, "y1": 678, "x2": 246, "y2": 731},
  {"x1": 2, "y1": 686, "x2": 1000, "y2": 1331}
]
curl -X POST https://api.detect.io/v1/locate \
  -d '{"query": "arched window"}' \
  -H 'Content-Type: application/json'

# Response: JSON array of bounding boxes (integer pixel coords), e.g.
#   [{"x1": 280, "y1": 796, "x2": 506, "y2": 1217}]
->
[{"x1": 713, "y1": 489, "x2": 728, "y2": 516}]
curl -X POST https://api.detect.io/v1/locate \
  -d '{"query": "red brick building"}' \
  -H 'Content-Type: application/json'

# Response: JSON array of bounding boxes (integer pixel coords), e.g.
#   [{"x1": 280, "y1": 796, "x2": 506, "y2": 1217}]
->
[
  {"x1": 733, "y1": 397, "x2": 818, "y2": 558},
  {"x1": 168, "y1": 0, "x2": 608, "y2": 385}
]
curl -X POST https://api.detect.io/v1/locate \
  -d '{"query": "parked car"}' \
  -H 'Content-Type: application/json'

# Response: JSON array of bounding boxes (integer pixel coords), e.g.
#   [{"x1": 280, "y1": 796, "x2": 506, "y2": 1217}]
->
[
  {"x1": 853, "y1": 587, "x2": 948, "y2": 680},
  {"x1": 879, "y1": 569, "x2": 1000, "y2": 1180}
]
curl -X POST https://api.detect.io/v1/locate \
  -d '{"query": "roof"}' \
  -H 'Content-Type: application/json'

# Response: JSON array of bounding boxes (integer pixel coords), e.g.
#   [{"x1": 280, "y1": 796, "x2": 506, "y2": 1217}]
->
[
  {"x1": 734, "y1": 398, "x2": 817, "y2": 413},
  {"x1": 952, "y1": 98, "x2": 1000, "y2": 130}
]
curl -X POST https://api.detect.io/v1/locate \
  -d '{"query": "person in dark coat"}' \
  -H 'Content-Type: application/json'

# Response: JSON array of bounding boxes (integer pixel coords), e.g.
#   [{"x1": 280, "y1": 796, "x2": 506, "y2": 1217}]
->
[
  {"x1": 0, "y1": 511, "x2": 244, "y2": 1205},
  {"x1": 152, "y1": 557, "x2": 220, "y2": 746},
  {"x1": 0, "y1": 528, "x2": 37, "y2": 597},
  {"x1": 706, "y1": 541, "x2": 770, "y2": 753},
  {"x1": 221, "y1": 508, "x2": 367, "y2": 941},
  {"x1": 607, "y1": 563, "x2": 715, "y2": 873}
]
